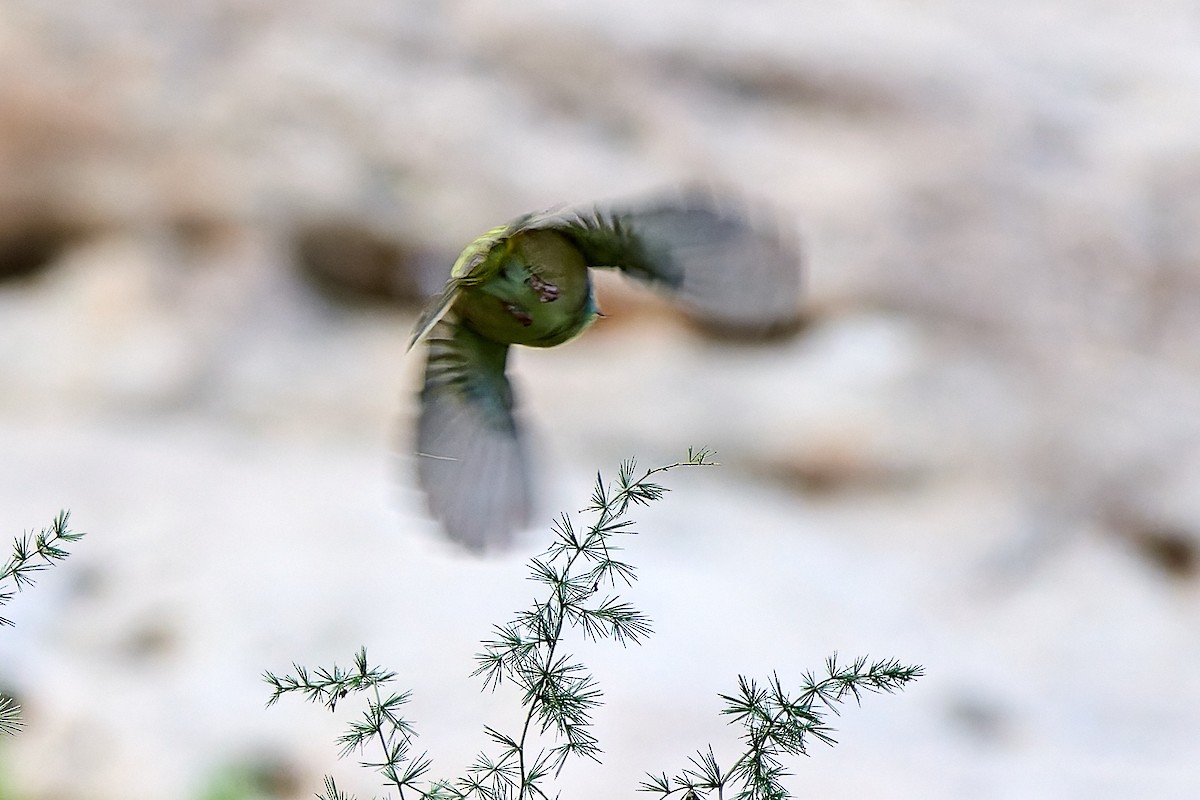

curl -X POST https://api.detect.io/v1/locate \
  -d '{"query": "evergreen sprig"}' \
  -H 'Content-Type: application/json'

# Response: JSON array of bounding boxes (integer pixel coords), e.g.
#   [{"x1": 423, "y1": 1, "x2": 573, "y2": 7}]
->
[
  {"x1": 1, "y1": 511, "x2": 86, "y2": 628},
  {"x1": 265, "y1": 648, "x2": 431, "y2": 799},
  {"x1": 641, "y1": 656, "x2": 924, "y2": 800},
  {"x1": 2, "y1": 510, "x2": 86, "y2": 736},
  {"x1": 265, "y1": 451, "x2": 923, "y2": 800},
  {"x1": 0, "y1": 695, "x2": 21, "y2": 736},
  {"x1": 462, "y1": 451, "x2": 714, "y2": 798}
]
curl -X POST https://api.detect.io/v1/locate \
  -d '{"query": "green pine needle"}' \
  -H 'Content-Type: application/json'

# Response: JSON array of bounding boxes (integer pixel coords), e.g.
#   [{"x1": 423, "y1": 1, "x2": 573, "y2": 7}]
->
[
  {"x1": 0, "y1": 695, "x2": 22, "y2": 736},
  {"x1": 2, "y1": 511, "x2": 85, "y2": 629},
  {"x1": 264, "y1": 451, "x2": 923, "y2": 800},
  {"x1": 3, "y1": 511, "x2": 85, "y2": 737}
]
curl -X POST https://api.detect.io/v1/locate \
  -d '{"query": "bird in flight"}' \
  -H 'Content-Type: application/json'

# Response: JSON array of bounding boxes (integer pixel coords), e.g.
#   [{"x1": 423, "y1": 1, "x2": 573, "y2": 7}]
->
[{"x1": 408, "y1": 190, "x2": 802, "y2": 550}]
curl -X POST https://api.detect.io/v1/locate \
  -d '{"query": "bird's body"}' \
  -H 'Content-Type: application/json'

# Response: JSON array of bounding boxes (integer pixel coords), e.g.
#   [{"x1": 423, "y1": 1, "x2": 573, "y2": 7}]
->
[
  {"x1": 451, "y1": 228, "x2": 597, "y2": 347},
  {"x1": 410, "y1": 192, "x2": 801, "y2": 550}
]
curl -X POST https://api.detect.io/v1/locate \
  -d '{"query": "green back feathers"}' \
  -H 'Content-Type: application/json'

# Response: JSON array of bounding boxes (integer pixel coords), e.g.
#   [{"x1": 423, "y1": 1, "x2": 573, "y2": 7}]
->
[{"x1": 407, "y1": 216, "x2": 531, "y2": 351}]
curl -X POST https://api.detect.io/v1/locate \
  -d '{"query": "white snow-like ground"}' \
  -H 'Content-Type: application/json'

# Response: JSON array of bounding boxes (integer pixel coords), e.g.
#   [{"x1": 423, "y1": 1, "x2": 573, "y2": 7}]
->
[{"x1": 2, "y1": 1, "x2": 1200, "y2": 798}]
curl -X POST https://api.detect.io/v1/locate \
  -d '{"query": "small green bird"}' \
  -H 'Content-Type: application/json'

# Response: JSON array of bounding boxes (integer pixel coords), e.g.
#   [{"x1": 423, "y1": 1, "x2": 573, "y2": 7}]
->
[{"x1": 409, "y1": 191, "x2": 801, "y2": 550}]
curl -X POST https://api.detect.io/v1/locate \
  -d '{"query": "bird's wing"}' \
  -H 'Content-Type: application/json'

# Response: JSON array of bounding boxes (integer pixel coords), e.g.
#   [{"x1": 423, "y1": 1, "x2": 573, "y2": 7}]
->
[
  {"x1": 415, "y1": 319, "x2": 531, "y2": 550},
  {"x1": 540, "y1": 191, "x2": 802, "y2": 334},
  {"x1": 407, "y1": 280, "x2": 462, "y2": 351}
]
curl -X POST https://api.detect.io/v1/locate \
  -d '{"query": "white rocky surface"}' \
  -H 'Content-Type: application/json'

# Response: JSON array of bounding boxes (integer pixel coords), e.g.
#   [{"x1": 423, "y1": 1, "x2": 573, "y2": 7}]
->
[{"x1": 2, "y1": 1, "x2": 1199, "y2": 798}]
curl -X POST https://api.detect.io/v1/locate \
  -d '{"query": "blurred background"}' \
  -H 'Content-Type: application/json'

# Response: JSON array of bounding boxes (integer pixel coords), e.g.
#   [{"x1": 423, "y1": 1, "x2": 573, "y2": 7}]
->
[{"x1": 2, "y1": 1, "x2": 1199, "y2": 797}]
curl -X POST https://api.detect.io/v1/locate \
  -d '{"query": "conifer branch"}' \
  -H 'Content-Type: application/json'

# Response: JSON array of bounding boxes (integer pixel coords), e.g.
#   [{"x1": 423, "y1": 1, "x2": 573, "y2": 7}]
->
[
  {"x1": 1, "y1": 511, "x2": 86, "y2": 628},
  {"x1": 265, "y1": 451, "x2": 922, "y2": 799},
  {"x1": 2, "y1": 511, "x2": 86, "y2": 736},
  {"x1": 641, "y1": 656, "x2": 924, "y2": 800}
]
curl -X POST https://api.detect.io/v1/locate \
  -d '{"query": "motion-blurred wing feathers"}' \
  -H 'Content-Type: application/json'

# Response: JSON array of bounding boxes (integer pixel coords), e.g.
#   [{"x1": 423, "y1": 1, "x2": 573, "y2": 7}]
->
[
  {"x1": 416, "y1": 320, "x2": 530, "y2": 550},
  {"x1": 407, "y1": 282, "x2": 461, "y2": 351},
  {"x1": 550, "y1": 193, "x2": 802, "y2": 334}
]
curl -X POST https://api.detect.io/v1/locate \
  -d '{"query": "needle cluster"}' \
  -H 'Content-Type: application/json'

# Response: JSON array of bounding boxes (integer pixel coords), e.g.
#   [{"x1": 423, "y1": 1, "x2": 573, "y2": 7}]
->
[
  {"x1": 640, "y1": 656, "x2": 925, "y2": 800},
  {"x1": 1, "y1": 510, "x2": 86, "y2": 735},
  {"x1": 461, "y1": 451, "x2": 713, "y2": 797},
  {"x1": 265, "y1": 451, "x2": 922, "y2": 799},
  {"x1": 265, "y1": 648, "x2": 429, "y2": 799}
]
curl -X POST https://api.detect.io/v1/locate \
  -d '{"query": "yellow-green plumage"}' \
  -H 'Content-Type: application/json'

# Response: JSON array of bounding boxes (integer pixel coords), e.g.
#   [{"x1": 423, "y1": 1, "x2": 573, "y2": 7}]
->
[
  {"x1": 410, "y1": 191, "x2": 802, "y2": 551},
  {"x1": 453, "y1": 229, "x2": 596, "y2": 347}
]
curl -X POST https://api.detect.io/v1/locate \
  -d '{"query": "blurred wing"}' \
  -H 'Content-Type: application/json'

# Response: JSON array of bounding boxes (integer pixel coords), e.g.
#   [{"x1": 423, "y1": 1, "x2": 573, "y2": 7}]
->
[
  {"x1": 416, "y1": 320, "x2": 531, "y2": 550},
  {"x1": 546, "y1": 192, "x2": 802, "y2": 334},
  {"x1": 407, "y1": 281, "x2": 461, "y2": 351}
]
